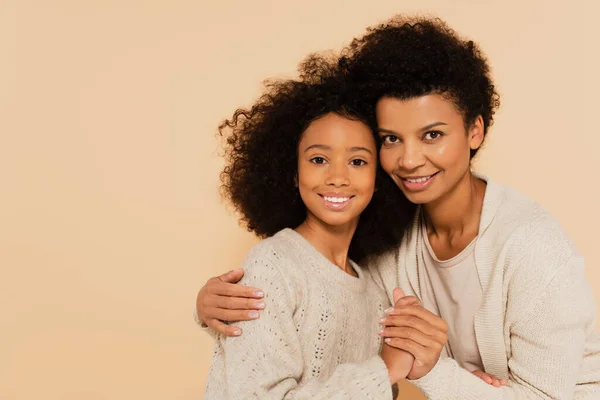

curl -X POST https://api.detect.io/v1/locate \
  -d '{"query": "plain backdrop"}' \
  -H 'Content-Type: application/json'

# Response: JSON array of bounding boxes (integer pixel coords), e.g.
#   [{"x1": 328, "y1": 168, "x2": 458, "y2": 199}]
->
[{"x1": 1, "y1": 1, "x2": 598, "y2": 399}]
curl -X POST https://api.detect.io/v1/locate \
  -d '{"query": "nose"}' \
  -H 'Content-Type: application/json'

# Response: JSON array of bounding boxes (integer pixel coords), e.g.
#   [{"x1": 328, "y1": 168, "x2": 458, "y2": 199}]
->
[
  {"x1": 399, "y1": 141, "x2": 426, "y2": 170},
  {"x1": 325, "y1": 162, "x2": 350, "y2": 187}
]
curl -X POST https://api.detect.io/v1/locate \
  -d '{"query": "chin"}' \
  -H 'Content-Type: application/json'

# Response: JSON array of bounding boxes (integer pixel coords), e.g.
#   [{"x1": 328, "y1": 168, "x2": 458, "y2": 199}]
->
[
  {"x1": 313, "y1": 213, "x2": 360, "y2": 229},
  {"x1": 401, "y1": 191, "x2": 434, "y2": 206},
  {"x1": 322, "y1": 217, "x2": 356, "y2": 228}
]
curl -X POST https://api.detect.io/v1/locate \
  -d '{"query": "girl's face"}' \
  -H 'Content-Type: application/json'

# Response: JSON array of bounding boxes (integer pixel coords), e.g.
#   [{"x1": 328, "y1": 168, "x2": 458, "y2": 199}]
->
[
  {"x1": 297, "y1": 113, "x2": 377, "y2": 230},
  {"x1": 376, "y1": 94, "x2": 484, "y2": 206}
]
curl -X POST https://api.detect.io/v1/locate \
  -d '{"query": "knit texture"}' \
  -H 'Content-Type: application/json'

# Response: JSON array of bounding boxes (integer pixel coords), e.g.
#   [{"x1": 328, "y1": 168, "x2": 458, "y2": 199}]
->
[
  {"x1": 204, "y1": 229, "x2": 394, "y2": 399},
  {"x1": 368, "y1": 177, "x2": 600, "y2": 399}
]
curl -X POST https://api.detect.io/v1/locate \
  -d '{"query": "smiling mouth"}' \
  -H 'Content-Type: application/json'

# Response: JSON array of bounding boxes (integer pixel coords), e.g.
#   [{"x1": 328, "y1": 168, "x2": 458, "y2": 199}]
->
[
  {"x1": 399, "y1": 171, "x2": 439, "y2": 191},
  {"x1": 318, "y1": 194, "x2": 355, "y2": 210},
  {"x1": 402, "y1": 172, "x2": 439, "y2": 183},
  {"x1": 321, "y1": 195, "x2": 352, "y2": 203}
]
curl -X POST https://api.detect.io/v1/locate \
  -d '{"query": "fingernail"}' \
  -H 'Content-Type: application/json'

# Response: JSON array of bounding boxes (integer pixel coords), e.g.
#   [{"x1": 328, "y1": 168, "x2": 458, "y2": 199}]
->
[
  {"x1": 384, "y1": 307, "x2": 394, "y2": 313},
  {"x1": 249, "y1": 311, "x2": 259, "y2": 318},
  {"x1": 416, "y1": 359, "x2": 424, "y2": 366},
  {"x1": 378, "y1": 328, "x2": 384, "y2": 335},
  {"x1": 232, "y1": 329, "x2": 241, "y2": 336},
  {"x1": 254, "y1": 291, "x2": 264, "y2": 297},
  {"x1": 255, "y1": 302, "x2": 265, "y2": 309},
  {"x1": 379, "y1": 318, "x2": 386, "y2": 323},
  {"x1": 384, "y1": 338, "x2": 391, "y2": 343}
]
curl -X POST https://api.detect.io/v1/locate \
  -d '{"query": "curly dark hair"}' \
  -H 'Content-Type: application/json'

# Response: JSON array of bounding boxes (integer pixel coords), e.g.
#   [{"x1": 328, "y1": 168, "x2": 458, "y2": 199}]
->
[
  {"x1": 340, "y1": 15, "x2": 501, "y2": 158},
  {"x1": 219, "y1": 54, "x2": 416, "y2": 262}
]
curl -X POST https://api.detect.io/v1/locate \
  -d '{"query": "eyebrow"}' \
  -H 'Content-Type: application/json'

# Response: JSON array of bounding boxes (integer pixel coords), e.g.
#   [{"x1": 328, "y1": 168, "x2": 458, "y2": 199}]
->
[
  {"x1": 303, "y1": 144, "x2": 373, "y2": 155},
  {"x1": 377, "y1": 121, "x2": 448, "y2": 135}
]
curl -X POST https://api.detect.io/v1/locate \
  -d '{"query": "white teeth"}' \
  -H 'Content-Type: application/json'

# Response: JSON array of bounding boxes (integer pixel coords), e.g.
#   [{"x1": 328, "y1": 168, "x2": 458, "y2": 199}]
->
[
  {"x1": 406, "y1": 175, "x2": 432, "y2": 183},
  {"x1": 323, "y1": 196, "x2": 350, "y2": 203}
]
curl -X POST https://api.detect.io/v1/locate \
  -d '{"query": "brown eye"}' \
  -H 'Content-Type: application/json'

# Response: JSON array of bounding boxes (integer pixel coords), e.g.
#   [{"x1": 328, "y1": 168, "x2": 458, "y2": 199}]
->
[
  {"x1": 424, "y1": 131, "x2": 443, "y2": 140},
  {"x1": 350, "y1": 159, "x2": 367, "y2": 166},
  {"x1": 383, "y1": 135, "x2": 399, "y2": 144},
  {"x1": 310, "y1": 157, "x2": 326, "y2": 164}
]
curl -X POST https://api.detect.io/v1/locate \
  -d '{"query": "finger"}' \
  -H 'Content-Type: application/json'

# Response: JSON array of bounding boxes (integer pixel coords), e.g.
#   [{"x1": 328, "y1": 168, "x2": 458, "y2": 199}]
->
[
  {"x1": 394, "y1": 296, "x2": 420, "y2": 307},
  {"x1": 206, "y1": 294, "x2": 265, "y2": 311},
  {"x1": 474, "y1": 371, "x2": 505, "y2": 387},
  {"x1": 379, "y1": 327, "x2": 439, "y2": 349},
  {"x1": 481, "y1": 375, "x2": 493, "y2": 385},
  {"x1": 384, "y1": 337, "x2": 428, "y2": 362},
  {"x1": 218, "y1": 268, "x2": 245, "y2": 283},
  {"x1": 392, "y1": 288, "x2": 406, "y2": 304},
  {"x1": 208, "y1": 279, "x2": 264, "y2": 299},
  {"x1": 211, "y1": 308, "x2": 261, "y2": 322},
  {"x1": 380, "y1": 315, "x2": 447, "y2": 345},
  {"x1": 485, "y1": 373, "x2": 506, "y2": 387},
  {"x1": 472, "y1": 370, "x2": 493, "y2": 384},
  {"x1": 385, "y1": 305, "x2": 448, "y2": 332},
  {"x1": 205, "y1": 318, "x2": 242, "y2": 337}
]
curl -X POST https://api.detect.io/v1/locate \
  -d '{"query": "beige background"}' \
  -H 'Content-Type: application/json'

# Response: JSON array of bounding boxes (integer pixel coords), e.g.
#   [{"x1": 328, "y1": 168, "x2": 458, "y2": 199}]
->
[{"x1": 1, "y1": 1, "x2": 598, "y2": 399}]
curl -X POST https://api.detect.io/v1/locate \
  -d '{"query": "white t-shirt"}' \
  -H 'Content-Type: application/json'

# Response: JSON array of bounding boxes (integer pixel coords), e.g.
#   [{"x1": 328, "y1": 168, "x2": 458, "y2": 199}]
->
[{"x1": 417, "y1": 217, "x2": 484, "y2": 372}]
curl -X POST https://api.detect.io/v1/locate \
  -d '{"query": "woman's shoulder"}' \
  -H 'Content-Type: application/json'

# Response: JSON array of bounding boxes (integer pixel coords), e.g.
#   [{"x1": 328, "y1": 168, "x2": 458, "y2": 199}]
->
[
  {"x1": 482, "y1": 180, "x2": 580, "y2": 282},
  {"x1": 484, "y1": 180, "x2": 575, "y2": 251}
]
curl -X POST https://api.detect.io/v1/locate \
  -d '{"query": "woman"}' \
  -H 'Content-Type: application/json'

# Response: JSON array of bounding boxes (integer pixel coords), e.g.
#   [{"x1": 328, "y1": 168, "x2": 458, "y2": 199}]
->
[
  {"x1": 203, "y1": 55, "x2": 431, "y2": 398},
  {"x1": 198, "y1": 16, "x2": 600, "y2": 399}
]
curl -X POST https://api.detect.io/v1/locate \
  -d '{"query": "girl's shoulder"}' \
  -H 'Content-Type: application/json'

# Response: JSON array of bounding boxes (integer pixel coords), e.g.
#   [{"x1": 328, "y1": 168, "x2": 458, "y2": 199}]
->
[{"x1": 242, "y1": 229, "x2": 302, "y2": 272}]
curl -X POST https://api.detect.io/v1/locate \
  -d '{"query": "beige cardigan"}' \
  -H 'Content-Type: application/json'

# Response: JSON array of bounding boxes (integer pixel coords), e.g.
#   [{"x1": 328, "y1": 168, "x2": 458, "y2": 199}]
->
[{"x1": 369, "y1": 177, "x2": 600, "y2": 399}]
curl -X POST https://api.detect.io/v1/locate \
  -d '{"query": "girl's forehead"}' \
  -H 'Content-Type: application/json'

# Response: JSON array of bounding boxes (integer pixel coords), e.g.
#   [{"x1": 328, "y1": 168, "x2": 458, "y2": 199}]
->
[{"x1": 299, "y1": 114, "x2": 376, "y2": 147}]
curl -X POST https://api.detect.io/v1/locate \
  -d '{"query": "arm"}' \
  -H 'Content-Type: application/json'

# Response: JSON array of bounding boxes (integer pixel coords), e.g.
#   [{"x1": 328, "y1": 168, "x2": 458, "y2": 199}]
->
[
  {"x1": 205, "y1": 251, "x2": 404, "y2": 400},
  {"x1": 385, "y1": 254, "x2": 596, "y2": 400}
]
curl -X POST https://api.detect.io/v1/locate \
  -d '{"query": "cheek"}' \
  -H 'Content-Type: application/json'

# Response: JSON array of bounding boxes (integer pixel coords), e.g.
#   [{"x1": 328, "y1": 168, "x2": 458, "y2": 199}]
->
[
  {"x1": 427, "y1": 139, "x2": 470, "y2": 167},
  {"x1": 378, "y1": 149, "x2": 397, "y2": 175},
  {"x1": 297, "y1": 161, "x2": 317, "y2": 185},
  {"x1": 356, "y1": 165, "x2": 378, "y2": 198}
]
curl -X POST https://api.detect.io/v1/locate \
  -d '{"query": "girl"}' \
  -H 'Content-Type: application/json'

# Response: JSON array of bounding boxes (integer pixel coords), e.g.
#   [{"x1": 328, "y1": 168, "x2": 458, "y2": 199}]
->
[
  {"x1": 197, "y1": 16, "x2": 600, "y2": 399},
  {"x1": 203, "y1": 56, "x2": 424, "y2": 399}
]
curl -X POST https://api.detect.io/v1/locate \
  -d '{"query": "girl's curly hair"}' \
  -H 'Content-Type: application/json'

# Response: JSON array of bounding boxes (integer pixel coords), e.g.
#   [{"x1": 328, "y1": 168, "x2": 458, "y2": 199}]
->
[
  {"x1": 340, "y1": 15, "x2": 501, "y2": 158},
  {"x1": 219, "y1": 54, "x2": 416, "y2": 262}
]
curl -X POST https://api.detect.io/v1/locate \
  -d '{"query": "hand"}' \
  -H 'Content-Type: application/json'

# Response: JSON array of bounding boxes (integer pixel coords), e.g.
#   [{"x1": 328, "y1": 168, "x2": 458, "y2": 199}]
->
[
  {"x1": 380, "y1": 289, "x2": 415, "y2": 384},
  {"x1": 472, "y1": 369, "x2": 507, "y2": 387},
  {"x1": 379, "y1": 289, "x2": 448, "y2": 380},
  {"x1": 380, "y1": 343, "x2": 414, "y2": 384},
  {"x1": 196, "y1": 269, "x2": 266, "y2": 336}
]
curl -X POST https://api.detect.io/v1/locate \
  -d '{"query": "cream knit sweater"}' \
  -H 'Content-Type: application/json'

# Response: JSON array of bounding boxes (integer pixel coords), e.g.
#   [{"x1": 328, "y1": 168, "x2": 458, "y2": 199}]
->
[
  {"x1": 203, "y1": 229, "x2": 395, "y2": 399},
  {"x1": 369, "y1": 177, "x2": 600, "y2": 399}
]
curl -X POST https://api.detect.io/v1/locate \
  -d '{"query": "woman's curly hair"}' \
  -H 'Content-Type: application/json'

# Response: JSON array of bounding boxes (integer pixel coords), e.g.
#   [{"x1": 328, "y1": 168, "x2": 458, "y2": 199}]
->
[
  {"x1": 340, "y1": 15, "x2": 501, "y2": 158},
  {"x1": 219, "y1": 54, "x2": 416, "y2": 262}
]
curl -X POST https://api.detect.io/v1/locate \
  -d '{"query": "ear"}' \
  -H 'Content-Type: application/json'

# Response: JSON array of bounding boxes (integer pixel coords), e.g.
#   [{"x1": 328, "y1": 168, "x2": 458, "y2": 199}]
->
[{"x1": 468, "y1": 115, "x2": 485, "y2": 151}]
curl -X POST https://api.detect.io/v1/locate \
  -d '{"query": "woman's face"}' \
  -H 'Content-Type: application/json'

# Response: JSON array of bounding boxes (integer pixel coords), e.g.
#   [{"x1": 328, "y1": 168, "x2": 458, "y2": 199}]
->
[
  {"x1": 376, "y1": 94, "x2": 484, "y2": 206},
  {"x1": 297, "y1": 113, "x2": 377, "y2": 229}
]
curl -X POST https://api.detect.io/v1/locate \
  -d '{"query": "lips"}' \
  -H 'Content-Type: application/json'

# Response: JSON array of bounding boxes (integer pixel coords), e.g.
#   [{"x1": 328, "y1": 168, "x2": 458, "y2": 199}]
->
[
  {"x1": 318, "y1": 193, "x2": 355, "y2": 211},
  {"x1": 322, "y1": 195, "x2": 351, "y2": 203},
  {"x1": 400, "y1": 172, "x2": 439, "y2": 192}
]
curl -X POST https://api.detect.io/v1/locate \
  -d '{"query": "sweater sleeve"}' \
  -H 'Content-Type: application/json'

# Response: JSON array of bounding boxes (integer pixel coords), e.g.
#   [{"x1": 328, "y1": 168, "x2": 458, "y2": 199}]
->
[
  {"x1": 409, "y1": 252, "x2": 599, "y2": 399},
  {"x1": 204, "y1": 247, "x2": 393, "y2": 400}
]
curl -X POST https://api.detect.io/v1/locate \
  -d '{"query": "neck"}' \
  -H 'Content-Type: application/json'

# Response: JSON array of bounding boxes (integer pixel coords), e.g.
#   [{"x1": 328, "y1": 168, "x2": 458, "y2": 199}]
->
[
  {"x1": 423, "y1": 171, "x2": 486, "y2": 236},
  {"x1": 295, "y1": 215, "x2": 357, "y2": 275}
]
